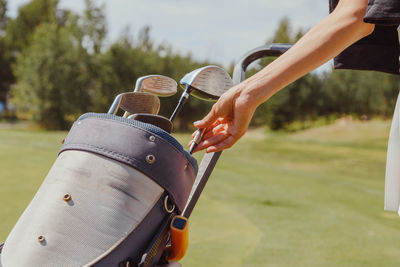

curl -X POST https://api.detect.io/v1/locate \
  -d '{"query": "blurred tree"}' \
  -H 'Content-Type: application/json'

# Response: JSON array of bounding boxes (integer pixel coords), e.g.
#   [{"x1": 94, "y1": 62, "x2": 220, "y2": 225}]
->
[
  {"x1": 5, "y1": 0, "x2": 58, "y2": 51},
  {"x1": 0, "y1": 41, "x2": 13, "y2": 108},
  {"x1": 262, "y1": 74, "x2": 323, "y2": 130},
  {"x1": 138, "y1": 26, "x2": 153, "y2": 52},
  {"x1": 1, "y1": 0, "x2": 59, "y2": 114},
  {"x1": 0, "y1": 0, "x2": 13, "y2": 109},
  {"x1": 382, "y1": 74, "x2": 400, "y2": 118},
  {"x1": 322, "y1": 70, "x2": 399, "y2": 119},
  {"x1": 0, "y1": 0, "x2": 6, "y2": 32},
  {"x1": 13, "y1": 23, "x2": 90, "y2": 129},
  {"x1": 82, "y1": 0, "x2": 106, "y2": 54},
  {"x1": 271, "y1": 17, "x2": 292, "y2": 43}
]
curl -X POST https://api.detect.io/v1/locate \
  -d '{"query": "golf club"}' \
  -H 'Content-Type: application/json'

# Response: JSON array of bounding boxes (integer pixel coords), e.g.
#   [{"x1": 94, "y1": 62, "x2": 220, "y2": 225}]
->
[
  {"x1": 108, "y1": 92, "x2": 160, "y2": 115},
  {"x1": 169, "y1": 65, "x2": 233, "y2": 122},
  {"x1": 123, "y1": 75, "x2": 178, "y2": 118},
  {"x1": 128, "y1": 113, "x2": 173, "y2": 133}
]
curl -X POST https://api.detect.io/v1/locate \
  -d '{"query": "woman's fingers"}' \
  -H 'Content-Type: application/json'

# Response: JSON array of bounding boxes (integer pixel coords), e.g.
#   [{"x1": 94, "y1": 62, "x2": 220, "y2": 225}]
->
[
  {"x1": 206, "y1": 135, "x2": 237, "y2": 153},
  {"x1": 194, "y1": 132, "x2": 228, "y2": 151},
  {"x1": 192, "y1": 120, "x2": 242, "y2": 152},
  {"x1": 189, "y1": 122, "x2": 227, "y2": 144},
  {"x1": 202, "y1": 124, "x2": 226, "y2": 139},
  {"x1": 191, "y1": 118, "x2": 226, "y2": 138}
]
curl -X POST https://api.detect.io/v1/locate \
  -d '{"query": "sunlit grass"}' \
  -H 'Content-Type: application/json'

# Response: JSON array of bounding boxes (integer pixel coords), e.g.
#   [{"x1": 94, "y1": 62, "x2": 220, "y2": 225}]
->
[{"x1": 1, "y1": 120, "x2": 399, "y2": 266}]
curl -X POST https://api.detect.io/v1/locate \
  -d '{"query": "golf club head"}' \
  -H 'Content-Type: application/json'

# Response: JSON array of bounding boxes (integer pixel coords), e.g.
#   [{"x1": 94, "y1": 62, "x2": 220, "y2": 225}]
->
[
  {"x1": 108, "y1": 92, "x2": 160, "y2": 115},
  {"x1": 134, "y1": 75, "x2": 178, "y2": 97},
  {"x1": 128, "y1": 113, "x2": 173, "y2": 133},
  {"x1": 180, "y1": 65, "x2": 233, "y2": 101}
]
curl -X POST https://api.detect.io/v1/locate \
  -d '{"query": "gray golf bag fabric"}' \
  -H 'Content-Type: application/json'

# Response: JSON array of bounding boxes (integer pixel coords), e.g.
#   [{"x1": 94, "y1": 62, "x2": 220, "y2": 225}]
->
[{"x1": 0, "y1": 113, "x2": 198, "y2": 266}]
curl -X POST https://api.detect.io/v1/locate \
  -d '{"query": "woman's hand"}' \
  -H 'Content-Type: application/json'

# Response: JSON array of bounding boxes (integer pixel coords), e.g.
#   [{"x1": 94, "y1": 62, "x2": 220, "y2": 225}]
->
[{"x1": 190, "y1": 84, "x2": 258, "y2": 153}]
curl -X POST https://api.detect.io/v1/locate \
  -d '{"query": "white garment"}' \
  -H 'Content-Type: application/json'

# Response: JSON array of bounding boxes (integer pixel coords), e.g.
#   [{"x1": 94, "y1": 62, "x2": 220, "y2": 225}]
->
[{"x1": 385, "y1": 93, "x2": 400, "y2": 214}]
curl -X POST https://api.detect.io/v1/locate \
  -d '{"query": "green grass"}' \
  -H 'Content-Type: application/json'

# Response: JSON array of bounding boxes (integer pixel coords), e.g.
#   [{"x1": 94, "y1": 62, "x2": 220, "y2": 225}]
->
[{"x1": 1, "y1": 120, "x2": 400, "y2": 266}]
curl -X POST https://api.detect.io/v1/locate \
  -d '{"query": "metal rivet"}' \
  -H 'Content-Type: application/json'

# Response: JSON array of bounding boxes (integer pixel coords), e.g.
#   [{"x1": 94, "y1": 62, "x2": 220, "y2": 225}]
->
[
  {"x1": 38, "y1": 235, "x2": 45, "y2": 243},
  {"x1": 63, "y1": 194, "x2": 71, "y2": 202},
  {"x1": 184, "y1": 164, "x2": 188, "y2": 170},
  {"x1": 146, "y1": 154, "x2": 156, "y2": 164},
  {"x1": 149, "y1": 135, "x2": 156, "y2": 142}
]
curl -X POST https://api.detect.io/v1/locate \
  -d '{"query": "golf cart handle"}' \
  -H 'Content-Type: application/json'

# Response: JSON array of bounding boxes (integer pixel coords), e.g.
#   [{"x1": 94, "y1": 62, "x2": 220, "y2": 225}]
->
[{"x1": 232, "y1": 43, "x2": 292, "y2": 85}]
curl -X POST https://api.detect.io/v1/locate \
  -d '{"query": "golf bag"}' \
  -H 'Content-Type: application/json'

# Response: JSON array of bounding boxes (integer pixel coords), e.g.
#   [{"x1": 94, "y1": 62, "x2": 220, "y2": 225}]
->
[{"x1": 0, "y1": 113, "x2": 198, "y2": 266}]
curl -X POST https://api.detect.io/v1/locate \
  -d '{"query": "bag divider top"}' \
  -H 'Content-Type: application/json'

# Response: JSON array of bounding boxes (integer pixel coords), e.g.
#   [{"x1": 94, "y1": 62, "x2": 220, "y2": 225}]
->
[{"x1": 59, "y1": 113, "x2": 198, "y2": 213}]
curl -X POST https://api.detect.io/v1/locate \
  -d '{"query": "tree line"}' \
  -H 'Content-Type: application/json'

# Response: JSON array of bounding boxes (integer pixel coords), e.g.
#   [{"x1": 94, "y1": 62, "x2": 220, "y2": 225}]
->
[{"x1": 0, "y1": 0, "x2": 398, "y2": 131}]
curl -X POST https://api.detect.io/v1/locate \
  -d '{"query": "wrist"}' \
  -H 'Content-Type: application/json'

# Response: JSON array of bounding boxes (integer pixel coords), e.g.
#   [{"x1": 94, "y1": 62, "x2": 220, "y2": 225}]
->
[{"x1": 240, "y1": 75, "x2": 276, "y2": 108}]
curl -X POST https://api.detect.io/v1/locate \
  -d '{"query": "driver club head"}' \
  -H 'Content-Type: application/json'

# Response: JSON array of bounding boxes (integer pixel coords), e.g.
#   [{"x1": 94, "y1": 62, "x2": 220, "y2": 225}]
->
[
  {"x1": 108, "y1": 92, "x2": 160, "y2": 116},
  {"x1": 169, "y1": 65, "x2": 233, "y2": 122},
  {"x1": 134, "y1": 75, "x2": 178, "y2": 97},
  {"x1": 179, "y1": 65, "x2": 233, "y2": 101}
]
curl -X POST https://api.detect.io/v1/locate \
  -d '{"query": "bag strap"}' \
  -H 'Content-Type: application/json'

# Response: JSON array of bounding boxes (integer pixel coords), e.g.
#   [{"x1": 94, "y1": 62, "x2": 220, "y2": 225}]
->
[{"x1": 136, "y1": 212, "x2": 176, "y2": 267}]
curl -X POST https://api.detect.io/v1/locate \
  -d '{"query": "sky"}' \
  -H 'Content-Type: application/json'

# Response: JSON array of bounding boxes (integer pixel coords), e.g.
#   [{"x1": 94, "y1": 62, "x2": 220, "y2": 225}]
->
[{"x1": 8, "y1": 0, "x2": 329, "y2": 68}]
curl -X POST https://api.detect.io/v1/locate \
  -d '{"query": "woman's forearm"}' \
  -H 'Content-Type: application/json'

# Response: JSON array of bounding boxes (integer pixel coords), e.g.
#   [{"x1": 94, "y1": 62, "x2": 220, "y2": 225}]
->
[
  {"x1": 241, "y1": 0, "x2": 374, "y2": 106},
  {"x1": 192, "y1": 0, "x2": 375, "y2": 153}
]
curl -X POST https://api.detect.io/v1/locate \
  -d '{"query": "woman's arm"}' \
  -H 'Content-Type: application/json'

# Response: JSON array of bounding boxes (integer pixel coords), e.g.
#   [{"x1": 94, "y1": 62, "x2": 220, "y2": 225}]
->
[{"x1": 192, "y1": 0, "x2": 374, "y2": 153}]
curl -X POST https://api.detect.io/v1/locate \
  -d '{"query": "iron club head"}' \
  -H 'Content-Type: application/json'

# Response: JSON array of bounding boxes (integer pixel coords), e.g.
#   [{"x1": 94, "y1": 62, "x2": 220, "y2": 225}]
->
[
  {"x1": 122, "y1": 75, "x2": 177, "y2": 118},
  {"x1": 108, "y1": 92, "x2": 160, "y2": 116},
  {"x1": 134, "y1": 75, "x2": 178, "y2": 97}
]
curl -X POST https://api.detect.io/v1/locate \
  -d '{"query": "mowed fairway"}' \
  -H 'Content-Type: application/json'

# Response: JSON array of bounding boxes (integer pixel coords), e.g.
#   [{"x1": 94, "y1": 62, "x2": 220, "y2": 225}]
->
[{"x1": 1, "y1": 120, "x2": 400, "y2": 266}]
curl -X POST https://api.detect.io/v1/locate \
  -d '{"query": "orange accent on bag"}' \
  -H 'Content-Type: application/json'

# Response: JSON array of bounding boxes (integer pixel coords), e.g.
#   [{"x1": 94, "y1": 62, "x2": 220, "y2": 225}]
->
[{"x1": 166, "y1": 216, "x2": 189, "y2": 262}]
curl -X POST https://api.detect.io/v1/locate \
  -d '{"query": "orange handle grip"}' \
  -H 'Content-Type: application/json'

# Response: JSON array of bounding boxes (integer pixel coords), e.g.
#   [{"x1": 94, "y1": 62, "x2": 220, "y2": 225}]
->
[{"x1": 166, "y1": 215, "x2": 189, "y2": 262}]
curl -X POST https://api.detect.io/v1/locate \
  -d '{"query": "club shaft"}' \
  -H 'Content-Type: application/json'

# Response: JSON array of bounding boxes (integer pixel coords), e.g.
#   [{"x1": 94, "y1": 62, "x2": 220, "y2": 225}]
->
[
  {"x1": 107, "y1": 94, "x2": 123, "y2": 114},
  {"x1": 169, "y1": 87, "x2": 191, "y2": 122}
]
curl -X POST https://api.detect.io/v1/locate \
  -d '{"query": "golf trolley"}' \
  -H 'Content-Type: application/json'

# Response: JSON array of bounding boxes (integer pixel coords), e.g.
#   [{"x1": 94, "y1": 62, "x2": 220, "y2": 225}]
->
[{"x1": 0, "y1": 44, "x2": 291, "y2": 267}]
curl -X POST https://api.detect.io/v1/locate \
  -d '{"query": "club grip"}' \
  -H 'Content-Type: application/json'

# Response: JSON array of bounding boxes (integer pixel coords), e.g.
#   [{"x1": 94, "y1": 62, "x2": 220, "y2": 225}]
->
[{"x1": 188, "y1": 128, "x2": 206, "y2": 154}]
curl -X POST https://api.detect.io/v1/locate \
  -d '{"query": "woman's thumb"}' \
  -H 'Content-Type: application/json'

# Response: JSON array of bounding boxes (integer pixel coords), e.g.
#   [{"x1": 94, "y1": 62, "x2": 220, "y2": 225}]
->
[{"x1": 193, "y1": 107, "x2": 218, "y2": 128}]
